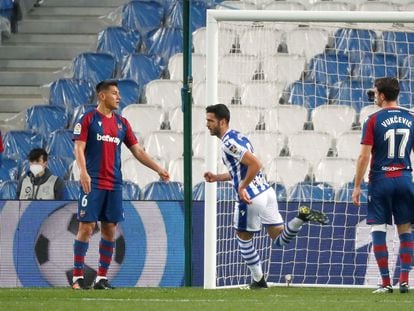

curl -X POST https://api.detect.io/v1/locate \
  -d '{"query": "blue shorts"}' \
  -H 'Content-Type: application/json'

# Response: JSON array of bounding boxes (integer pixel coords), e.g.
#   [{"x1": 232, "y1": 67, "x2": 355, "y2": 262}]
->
[
  {"x1": 78, "y1": 188, "x2": 124, "y2": 223},
  {"x1": 367, "y1": 176, "x2": 414, "y2": 225}
]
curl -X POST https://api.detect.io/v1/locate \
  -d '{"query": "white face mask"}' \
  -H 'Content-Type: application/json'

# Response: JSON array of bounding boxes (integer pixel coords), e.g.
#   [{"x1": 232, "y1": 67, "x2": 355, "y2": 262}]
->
[{"x1": 29, "y1": 164, "x2": 45, "y2": 177}]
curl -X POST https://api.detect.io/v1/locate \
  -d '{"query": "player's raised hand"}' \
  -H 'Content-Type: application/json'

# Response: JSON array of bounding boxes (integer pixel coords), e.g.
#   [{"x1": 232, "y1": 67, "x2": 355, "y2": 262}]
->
[
  {"x1": 158, "y1": 168, "x2": 170, "y2": 182},
  {"x1": 79, "y1": 170, "x2": 91, "y2": 194},
  {"x1": 204, "y1": 171, "x2": 217, "y2": 183},
  {"x1": 238, "y1": 185, "x2": 252, "y2": 204}
]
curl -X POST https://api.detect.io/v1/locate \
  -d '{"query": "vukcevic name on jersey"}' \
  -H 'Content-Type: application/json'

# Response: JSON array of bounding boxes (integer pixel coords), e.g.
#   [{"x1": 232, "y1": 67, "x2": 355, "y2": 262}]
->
[
  {"x1": 73, "y1": 109, "x2": 138, "y2": 190},
  {"x1": 221, "y1": 129, "x2": 269, "y2": 199},
  {"x1": 361, "y1": 107, "x2": 414, "y2": 180}
]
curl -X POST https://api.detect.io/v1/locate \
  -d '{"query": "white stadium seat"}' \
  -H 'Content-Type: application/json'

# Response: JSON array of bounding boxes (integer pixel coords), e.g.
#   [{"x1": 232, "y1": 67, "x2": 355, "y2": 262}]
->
[
  {"x1": 169, "y1": 106, "x2": 206, "y2": 132},
  {"x1": 314, "y1": 157, "x2": 356, "y2": 189},
  {"x1": 310, "y1": 1, "x2": 355, "y2": 11},
  {"x1": 122, "y1": 104, "x2": 163, "y2": 136},
  {"x1": 169, "y1": 156, "x2": 205, "y2": 184},
  {"x1": 247, "y1": 131, "x2": 286, "y2": 168},
  {"x1": 266, "y1": 156, "x2": 311, "y2": 190},
  {"x1": 219, "y1": 54, "x2": 259, "y2": 86},
  {"x1": 241, "y1": 81, "x2": 286, "y2": 107},
  {"x1": 263, "y1": 54, "x2": 306, "y2": 85},
  {"x1": 122, "y1": 156, "x2": 167, "y2": 188},
  {"x1": 264, "y1": 105, "x2": 308, "y2": 134},
  {"x1": 311, "y1": 104, "x2": 357, "y2": 138},
  {"x1": 228, "y1": 105, "x2": 264, "y2": 132},
  {"x1": 145, "y1": 130, "x2": 183, "y2": 163},
  {"x1": 336, "y1": 130, "x2": 362, "y2": 160},
  {"x1": 359, "y1": 104, "x2": 381, "y2": 126},
  {"x1": 168, "y1": 53, "x2": 206, "y2": 82},
  {"x1": 192, "y1": 26, "x2": 237, "y2": 55},
  {"x1": 285, "y1": 28, "x2": 330, "y2": 60},
  {"x1": 143, "y1": 79, "x2": 182, "y2": 111},
  {"x1": 239, "y1": 27, "x2": 284, "y2": 56},
  {"x1": 193, "y1": 80, "x2": 237, "y2": 107}
]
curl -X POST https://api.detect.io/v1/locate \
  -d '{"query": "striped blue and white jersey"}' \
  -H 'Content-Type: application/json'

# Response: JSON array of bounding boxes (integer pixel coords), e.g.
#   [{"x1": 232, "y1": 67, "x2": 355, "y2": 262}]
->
[{"x1": 221, "y1": 129, "x2": 269, "y2": 199}]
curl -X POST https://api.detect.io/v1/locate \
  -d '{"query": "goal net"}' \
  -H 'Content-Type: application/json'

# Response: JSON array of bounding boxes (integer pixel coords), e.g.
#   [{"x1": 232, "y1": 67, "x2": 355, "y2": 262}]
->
[{"x1": 204, "y1": 10, "x2": 414, "y2": 289}]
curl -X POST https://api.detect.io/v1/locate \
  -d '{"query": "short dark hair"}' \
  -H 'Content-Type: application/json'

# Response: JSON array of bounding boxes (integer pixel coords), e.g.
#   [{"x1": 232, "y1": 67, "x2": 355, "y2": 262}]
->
[
  {"x1": 375, "y1": 77, "x2": 400, "y2": 101},
  {"x1": 95, "y1": 80, "x2": 118, "y2": 93},
  {"x1": 28, "y1": 148, "x2": 48, "y2": 162},
  {"x1": 206, "y1": 104, "x2": 230, "y2": 123}
]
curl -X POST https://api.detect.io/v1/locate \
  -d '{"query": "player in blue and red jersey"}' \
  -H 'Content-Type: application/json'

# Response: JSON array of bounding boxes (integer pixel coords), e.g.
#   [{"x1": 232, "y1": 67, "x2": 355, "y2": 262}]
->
[
  {"x1": 71, "y1": 80, "x2": 169, "y2": 290},
  {"x1": 352, "y1": 77, "x2": 414, "y2": 294},
  {"x1": 204, "y1": 104, "x2": 328, "y2": 289}
]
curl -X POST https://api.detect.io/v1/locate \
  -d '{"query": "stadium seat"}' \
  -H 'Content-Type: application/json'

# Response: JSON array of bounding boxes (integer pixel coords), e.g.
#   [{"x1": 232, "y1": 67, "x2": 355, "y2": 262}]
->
[
  {"x1": 64, "y1": 180, "x2": 80, "y2": 200},
  {"x1": 246, "y1": 131, "x2": 286, "y2": 168},
  {"x1": 192, "y1": 181, "x2": 237, "y2": 201},
  {"x1": 329, "y1": 78, "x2": 373, "y2": 112},
  {"x1": 241, "y1": 81, "x2": 285, "y2": 107},
  {"x1": 358, "y1": 1, "x2": 399, "y2": 11},
  {"x1": 68, "y1": 159, "x2": 80, "y2": 181},
  {"x1": 398, "y1": 80, "x2": 413, "y2": 108},
  {"x1": 193, "y1": 80, "x2": 237, "y2": 106},
  {"x1": 310, "y1": 1, "x2": 355, "y2": 11},
  {"x1": 164, "y1": 0, "x2": 206, "y2": 30},
  {"x1": 264, "y1": 105, "x2": 308, "y2": 134},
  {"x1": 400, "y1": 55, "x2": 414, "y2": 81},
  {"x1": 116, "y1": 79, "x2": 141, "y2": 111},
  {"x1": 120, "y1": 53, "x2": 162, "y2": 95},
  {"x1": 141, "y1": 181, "x2": 184, "y2": 200},
  {"x1": 169, "y1": 106, "x2": 206, "y2": 132},
  {"x1": 288, "y1": 181, "x2": 335, "y2": 202},
  {"x1": 239, "y1": 26, "x2": 284, "y2": 56},
  {"x1": 227, "y1": 105, "x2": 264, "y2": 132},
  {"x1": 266, "y1": 156, "x2": 311, "y2": 190},
  {"x1": 121, "y1": 104, "x2": 163, "y2": 136},
  {"x1": 121, "y1": 155, "x2": 167, "y2": 188},
  {"x1": 145, "y1": 130, "x2": 183, "y2": 162},
  {"x1": 334, "y1": 28, "x2": 376, "y2": 54},
  {"x1": 311, "y1": 104, "x2": 357, "y2": 138},
  {"x1": 288, "y1": 80, "x2": 328, "y2": 109},
  {"x1": 313, "y1": 157, "x2": 356, "y2": 190},
  {"x1": 216, "y1": 0, "x2": 257, "y2": 10},
  {"x1": 146, "y1": 27, "x2": 184, "y2": 67},
  {"x1": 0, "y1": 166, "x2": 11, "y2": 182},
  {"x1": 46, "y1": 129, "x2": 74, "y2": 160},
  {"x1": 335, "y1": 181, "x2": 368, "y2": 203},
  {"x1": 308, "y1": 52, "x2": 350, "y2": 86},
  {"x1": 121, "y1": 0, "x2": 165, "y2": 37},
  {"x1": 143, "y1": 79, "x2": 182, "y2": 111},
  {"x1": 263, "y1": 54, "x2": 306, "y2": 85},
  {"x1": 286, "y1": 28, "x2": 329, "y2": 61},
  {"x1": 351, "y1": 52, "x2": 398, "y2": 80},
  {"x1": 379, "y1": 31, "x2": 414, "y2": 59},
  {"x1": 168, "y1": 53, "x2": 206, "y2": 82},
  {"x1": 219, "y1": 54, "x2": 259, "y2": 86},
  {"x1": 48, "y1": 78, "x2": 94, "y2": 110},
  {"x1": 0, "y1": 180, "x2": 17, "y2": 199},
  {"x1": 3, "y1": 130, "x2": 45, "y2": 161},
  {"x1": 336, "y1": 130, "x2": 362, "y2": 160},
  {"x1": 1, "y1": 156, "x2": 19, "y2": 180},
  {"x1": 96, "y1": 26, "x2": 141, "y2": 69},
  {"x1": 270, "y1": 182, "x2": 287, "y2": 201},
  {"x1": 192, "y1": 130, "x2": 221, "y2": 159},
  {"x1": 122, "y1": 180, "x2": 141, "y2": 200},
  {"x1": 359, "y1": 104, "x2": 381, "y2": 125},
  {"x1": 26, "y1": 105, "x2": 68, "y2": 134},
  {"x1": 192, "y1": 26, "x2": 236, "y2": 55},
  {"x1": 263, "y1": 1, "x2": 306, "y2": 10},
  {"x1": 287, "y1": 131, "x2": 333, "y2": 168},
  {"x1": 69, "y1": 104, "x2": 97, "y2": 129},
  {"x1": 168, "y1": 156, "x2": 205, "y2": 184},
  {"x1": 72, "y1": 52, "x2": 117, "y2": 86}
]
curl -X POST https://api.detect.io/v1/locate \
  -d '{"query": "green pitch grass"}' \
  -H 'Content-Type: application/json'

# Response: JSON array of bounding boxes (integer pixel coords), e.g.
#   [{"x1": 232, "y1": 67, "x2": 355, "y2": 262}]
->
[{"x1": 0, "y1": 287, "x2": 411, "y2": 311}]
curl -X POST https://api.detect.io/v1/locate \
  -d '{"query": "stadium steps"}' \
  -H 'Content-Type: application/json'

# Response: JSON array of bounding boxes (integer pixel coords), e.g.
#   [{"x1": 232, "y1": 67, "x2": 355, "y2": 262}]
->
[{"x1": 0, "y1": 0, "x2": 127, "y2": 119}]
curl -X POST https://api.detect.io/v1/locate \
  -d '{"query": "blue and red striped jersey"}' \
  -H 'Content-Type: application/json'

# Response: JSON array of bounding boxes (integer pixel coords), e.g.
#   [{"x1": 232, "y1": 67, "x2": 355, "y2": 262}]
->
[
  {"x1": 361, "y1": 107, "x2": 414, "y2": 181},
  {"x1": 73, "y1": 109, "x2": 138, "y2": 190}
]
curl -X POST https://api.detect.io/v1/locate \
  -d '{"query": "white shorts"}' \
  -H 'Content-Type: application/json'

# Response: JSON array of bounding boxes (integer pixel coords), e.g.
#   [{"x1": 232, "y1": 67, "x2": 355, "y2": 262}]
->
[{"x1": 233, "y1": 188, "x2": 284, "y2": 232}]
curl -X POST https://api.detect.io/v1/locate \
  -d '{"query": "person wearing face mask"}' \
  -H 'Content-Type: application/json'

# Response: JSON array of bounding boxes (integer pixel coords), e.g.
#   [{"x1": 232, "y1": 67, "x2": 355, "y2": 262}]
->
[{"x1": 16, "y1": 148, "x2": 65, "y2": 200}]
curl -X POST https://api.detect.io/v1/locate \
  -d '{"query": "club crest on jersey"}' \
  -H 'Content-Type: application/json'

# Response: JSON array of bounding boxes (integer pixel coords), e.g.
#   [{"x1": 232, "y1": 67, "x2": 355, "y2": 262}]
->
[
  {"x1": 98, "y1": 121, "x2": 102, "y2": 126},
  {"x1": 74, "y1": 123, "x2": 82, "y2": 135},
  {"x1": 229, "y1": 144, "x2": 238, "y2": 154},
  {"x1": 117, "y1": 123, "x2": 123, "y2": 130}
]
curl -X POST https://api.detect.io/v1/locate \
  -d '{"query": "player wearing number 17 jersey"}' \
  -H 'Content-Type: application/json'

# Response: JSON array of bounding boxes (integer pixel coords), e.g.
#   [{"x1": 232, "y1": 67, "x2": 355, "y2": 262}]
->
[
  {"x1": 204, "y1": 104, "x2": 328, "y2": 289},
  {"x1": 71, "y1": 80, "x2": 170, "y2": 290},
  {"x1": 352, "y1": 77, "x2": 414, "y2": 294}
]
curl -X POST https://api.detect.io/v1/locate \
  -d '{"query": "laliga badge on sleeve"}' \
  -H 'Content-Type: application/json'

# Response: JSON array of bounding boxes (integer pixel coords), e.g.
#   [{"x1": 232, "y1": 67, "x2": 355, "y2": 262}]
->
[{"x1": 74, "y1": 123, "x2": 82, "y2": 135}]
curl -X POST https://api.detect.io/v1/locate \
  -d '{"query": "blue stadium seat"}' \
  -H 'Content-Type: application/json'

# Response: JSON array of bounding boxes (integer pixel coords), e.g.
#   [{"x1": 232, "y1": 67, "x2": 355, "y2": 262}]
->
[
  {"x1": 97, "y1": 26, "x2": 141, "y2": 69},
  {"x1": 121, "y1": 0, "x2": 164, "y2": 37},
  {"x1": 116, "y1": 79, "x2": 141, "y2": 111},
  {"x1": 120, "y1": 53, "x2": 162, "y2": 94},
  {"x1": 146, "y1": 27, "x2": 184, "y2": 68},
  {"x1": 3, "y1": 130, "x2": 45, "y2": 161},
  {"x1": 270, "y1": 182, "x2": 287, "y2": 202},
  {"x1": 1, "y1": 156, "x2": 18, "y2": 180},
  {"x1": 164, "y1": 0, "x2": 206, "y2": 30},
  {"x1": 334, "y1": 28, "x2": 376, "y2": 54},
  {"x1": 49, "y1": 78, "x2": 94, "y2": 110},
  {"x1": 351, "y1": 52, "x2": 398, "y2": 80},
  {"x1": 46, "y1": 129, "x2": 74, "y2": 160},
  {"x1": 381, "y1": 31, "x2": 414, "y2": 60},
  {"x1": 122, "y1": 180, "x2": 141, "y2": 200},
  {"x1": 0, "y1": 166, "x2": 11, "y2": 182},
  {"x1": 72, "y1": 52, "x2": 116, "y2": 86},
  {"x1": 400, "y1": 55, "x2": 414, "y2": 81},
  {"x1": 69, "y1": 104, "x2": 97, "y2": 129},
  {"x1": 335, "y1": 181, "x2": 368, "y2": 203},
  {"x1": 26, "y1": 105, "x2": 68, "y2": 133},
  {"x1": 288, "y1": 182, "x2": 335, "y2": 202},
  {"x1": 288, "y1": 80, "x2": 328, "y2": 109},
  {"x1": 192, "y1": 181, "x2": 237, "y2": 201},
  {"x1": 308, "y1": 52, "x2": 350, "y2": 86},
  {"x1": 398, "y1": 80, "x2": 413, "y2": 108},
  {"x1": 329, "y1": 78, "x2": 373, "y2": 112},
  {"x1": 141, "y1": 181, "x2": 184, "y2": 200},
  {"x1": 0, "y1": 180, "x2": 17, "y2": 199},
  {"x1": 64, "y1": 180, "x2": 80, "y2": 200}
]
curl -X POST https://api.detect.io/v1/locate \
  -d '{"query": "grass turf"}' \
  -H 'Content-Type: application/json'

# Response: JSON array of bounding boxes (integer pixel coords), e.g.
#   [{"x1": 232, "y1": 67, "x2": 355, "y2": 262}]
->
[{"x1": 0, "y1": 286, "x2": 411, "y2": 311}]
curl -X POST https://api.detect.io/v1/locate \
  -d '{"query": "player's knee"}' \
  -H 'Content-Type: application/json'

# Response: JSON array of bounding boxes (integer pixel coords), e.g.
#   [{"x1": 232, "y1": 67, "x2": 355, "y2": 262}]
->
[
  {"x1": 371, "y1": 224, "x2": 387, "y2": 232},
  {"x1": 77, "y1": 222, "x2": 96, "y2": 240}
]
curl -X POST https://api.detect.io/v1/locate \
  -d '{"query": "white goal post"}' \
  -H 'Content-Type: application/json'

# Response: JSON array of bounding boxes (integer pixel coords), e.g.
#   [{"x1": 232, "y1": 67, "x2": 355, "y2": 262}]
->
[{"x1": 204, "y1": 10, "x2": 414, "y2": 289}]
